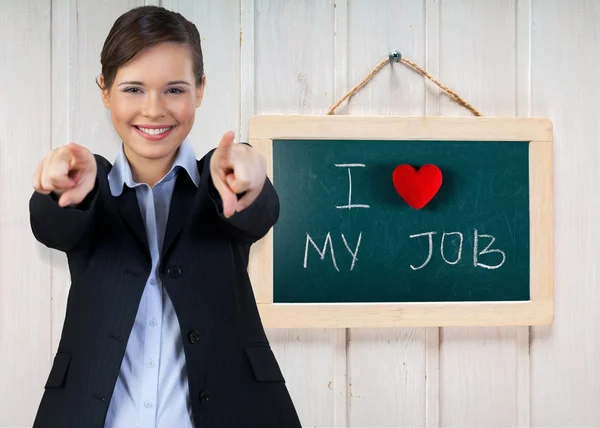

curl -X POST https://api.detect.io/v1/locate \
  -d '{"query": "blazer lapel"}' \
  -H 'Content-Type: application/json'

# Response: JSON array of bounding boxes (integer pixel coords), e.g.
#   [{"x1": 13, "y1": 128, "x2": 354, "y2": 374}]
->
[
  {"x1": 116, "y1": 186, "x2": 150, "y2": 260},
  {"x1": 162, "y1": 172, "x2": 198, "y2": 258}
]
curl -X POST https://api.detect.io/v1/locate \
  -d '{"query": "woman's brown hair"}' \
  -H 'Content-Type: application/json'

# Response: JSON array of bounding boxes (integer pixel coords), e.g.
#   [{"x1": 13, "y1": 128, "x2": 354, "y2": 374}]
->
[{"x1": 98, "y1": 6, "x2": 203, "y2": 90}]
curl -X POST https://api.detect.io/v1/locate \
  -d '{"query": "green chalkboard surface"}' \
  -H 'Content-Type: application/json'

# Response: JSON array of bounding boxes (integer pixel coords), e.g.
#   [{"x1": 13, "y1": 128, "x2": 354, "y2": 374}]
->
[{"x1": 272, "y1": 139, "x2": 530, "y2": 303}]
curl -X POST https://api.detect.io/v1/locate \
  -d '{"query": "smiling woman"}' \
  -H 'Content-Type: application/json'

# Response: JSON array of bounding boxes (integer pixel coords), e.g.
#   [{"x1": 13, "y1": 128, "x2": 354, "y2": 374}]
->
[
  {"x1": 97, "y1": 41, "x2": 205, "y2": 187},
  {"x1": 28, "y1": 5, "x2": 301, "y2": 428}
]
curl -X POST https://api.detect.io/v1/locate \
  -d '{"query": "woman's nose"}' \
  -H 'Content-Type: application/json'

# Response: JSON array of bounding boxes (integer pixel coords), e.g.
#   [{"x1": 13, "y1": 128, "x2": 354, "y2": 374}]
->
[{"x1": 142, "y1": 92, "x2": 166, "y2": 118}]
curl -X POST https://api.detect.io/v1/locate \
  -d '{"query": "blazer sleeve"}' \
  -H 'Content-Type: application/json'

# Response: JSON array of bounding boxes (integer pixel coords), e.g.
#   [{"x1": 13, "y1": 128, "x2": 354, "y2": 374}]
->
[
  {"x1": 29, "y1": 155, "x2": 105, "y2": 252},
  {"x1": 201, "y1": 148, "x2": 280, "y2": 245}
]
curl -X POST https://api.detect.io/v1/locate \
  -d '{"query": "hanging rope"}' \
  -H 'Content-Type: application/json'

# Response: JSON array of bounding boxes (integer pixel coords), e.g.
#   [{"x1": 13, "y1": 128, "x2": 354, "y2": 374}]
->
[{"x1": 327, "y1": 50, "x2": 482, "y2": 116}]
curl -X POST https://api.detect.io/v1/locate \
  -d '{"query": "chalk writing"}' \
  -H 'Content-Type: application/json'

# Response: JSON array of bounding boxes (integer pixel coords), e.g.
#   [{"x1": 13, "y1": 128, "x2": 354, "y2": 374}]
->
[
  {"x1": 302, "y1": 230, "x2": 504, "y2": 272},
  {"x1": 408, "y1": 230, "x2": 505, "y2": 270},
  {"x1": 304, "y1": 232, "x2": 363, "y2": 271},
  {"x1": 335, "y1": 164, "x2": 370, "y2": 209},
  {"x1": 441, "y1": 232, "x2": 463, "y2": 265},
  {"x1": 304, "y1": 232, "x2": 339, "y2": 272},
  {"x1": 409, "y1": 232, "x2": 435, "y2": 270},
  {"x1": 473, "y1": 229, "x2": 506, "y2": 269},
  {"x1": 341, "y1": 232, "x2": 362, "y2": 271}
]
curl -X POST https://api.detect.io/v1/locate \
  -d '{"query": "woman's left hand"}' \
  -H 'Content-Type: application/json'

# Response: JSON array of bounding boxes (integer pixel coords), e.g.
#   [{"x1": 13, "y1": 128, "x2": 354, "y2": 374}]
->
[{"x1": 210, "y1": 131, "x2": 267, "y2": 218}]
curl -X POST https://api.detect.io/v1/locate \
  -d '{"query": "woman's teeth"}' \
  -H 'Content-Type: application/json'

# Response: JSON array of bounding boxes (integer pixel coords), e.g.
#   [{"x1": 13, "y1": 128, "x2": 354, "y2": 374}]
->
[{"x1": 136, "y1": 126, "x2": 173, "y2": 135}]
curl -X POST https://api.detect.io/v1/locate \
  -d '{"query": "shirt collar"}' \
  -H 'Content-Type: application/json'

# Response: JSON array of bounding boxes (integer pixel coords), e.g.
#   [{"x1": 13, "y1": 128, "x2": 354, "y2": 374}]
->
[{"x1": 107, "y1": 139, "x2": 200, "y2": 197}]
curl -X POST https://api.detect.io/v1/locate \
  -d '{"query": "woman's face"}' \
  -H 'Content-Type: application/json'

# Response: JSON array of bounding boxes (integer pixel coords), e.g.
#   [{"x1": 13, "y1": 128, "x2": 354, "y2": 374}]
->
[{"x1": 100, "y1": 42, "x2": 204, "y2": 166}]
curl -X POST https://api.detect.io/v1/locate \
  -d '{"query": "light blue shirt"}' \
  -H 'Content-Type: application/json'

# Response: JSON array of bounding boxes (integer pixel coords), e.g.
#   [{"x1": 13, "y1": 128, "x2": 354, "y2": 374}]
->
[{"x1": 104, "y1": 140, "x2": 200, "y2": 428}]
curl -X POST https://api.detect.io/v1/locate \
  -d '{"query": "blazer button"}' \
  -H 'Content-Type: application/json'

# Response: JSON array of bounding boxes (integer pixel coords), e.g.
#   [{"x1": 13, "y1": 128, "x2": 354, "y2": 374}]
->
[
  {"x1": 199, "y1": 390, "x2": 211, "y2": 403},
  {"x1": 167, "y1": 266, "x2": 182, "y2": 278},
  {"x1": 188, "y1": 330, "x2": 201, "y2": 344}
]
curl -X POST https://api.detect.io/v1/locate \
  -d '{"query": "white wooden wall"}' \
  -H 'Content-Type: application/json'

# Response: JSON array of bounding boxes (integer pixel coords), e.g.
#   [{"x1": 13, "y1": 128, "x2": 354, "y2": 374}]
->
[{"x1": 1, "y1": 0, "x2": 598, "y2": 427}]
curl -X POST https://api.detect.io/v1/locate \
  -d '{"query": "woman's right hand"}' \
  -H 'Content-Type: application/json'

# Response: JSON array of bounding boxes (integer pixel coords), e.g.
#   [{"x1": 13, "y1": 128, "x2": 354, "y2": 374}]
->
[{"x1": 32, "y1": 143, "x2": 97, "y2": 207}]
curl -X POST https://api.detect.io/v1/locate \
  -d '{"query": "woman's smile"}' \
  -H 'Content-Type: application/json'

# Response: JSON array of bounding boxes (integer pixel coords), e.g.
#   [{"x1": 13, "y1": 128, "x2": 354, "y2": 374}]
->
[{"x1": 132, "y1": 124, "x2": 177, "y2": 141}]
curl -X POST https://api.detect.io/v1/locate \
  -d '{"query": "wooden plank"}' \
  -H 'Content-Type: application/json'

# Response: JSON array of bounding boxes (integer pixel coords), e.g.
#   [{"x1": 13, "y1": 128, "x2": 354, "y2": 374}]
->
[
  {"x1": 240, "y1": 0, "x2": 255, "y2": 142},
  {"x1": 529, "y1": 140, "x2": 554, "y2": 303},
  {"x1": 248, "y1": 138, "x2": 273, "y2": 304},
  {"x1": 344, "y1": 0, "x2": 425, "y2": 117},
  {"x1": 530, "y1": 0, "x2": 600, "y2": 425},
  {"x1": 0, "y1": 0, "x2": 52, "y2": 425},
  {"x1": 50, "y1": 0, "x2": 147, "y2": 364},
  {"x1": 249, "y1": 115, "x2": 553, "y2": 141},
  {"x1": 348, "y1": 328, "x2": 426, "y2": 427},
  {"x1": 257, "y1": 301, "x2": 553, "y2": 328},
  {"x1": 441, "y1": 326, "x2": 521, "y2": 426},
  {"x1": 425, "y1": 0, "x2": 441, "y2": 424},
  {"x1": 50, "y1": 0, "x2": 70, "y2": 359},
  {"x1": 163, "y1": 0, "x2": 241, "y2": 154},
  {"x1": 254, "y1": 0, "x2": 335, "y2": 115},
  {"x1": 250, "y1": 1, "x2": 337, "y2": 427},
  {"x1": 437, "y1": 1, "x2": 521, "y2": 426},
  {"x1": 516, "y1": 0, "x2": 533, "y2": 425},
  {"x1": 332, "y1": 2, "x2": 349, "y2": 426},
  {"x1": 344, "y1": 2, "x2": 426, "y2": 426},
  {"x1": 69, "y1": 0, "x2": 144, "y2": 160}
]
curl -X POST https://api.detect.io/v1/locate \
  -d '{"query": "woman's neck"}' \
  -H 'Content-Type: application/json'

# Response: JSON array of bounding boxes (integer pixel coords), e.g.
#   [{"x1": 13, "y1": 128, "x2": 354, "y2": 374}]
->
[{"x1": 125, "y1": 148, "x2": 178, "y2": 187}]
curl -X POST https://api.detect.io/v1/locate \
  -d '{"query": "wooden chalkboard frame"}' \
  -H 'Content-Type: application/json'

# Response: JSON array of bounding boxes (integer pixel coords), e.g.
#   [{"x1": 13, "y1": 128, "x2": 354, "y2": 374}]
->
[{"x1": 247, "y1": 115, "x2": 553, "y2": 328}]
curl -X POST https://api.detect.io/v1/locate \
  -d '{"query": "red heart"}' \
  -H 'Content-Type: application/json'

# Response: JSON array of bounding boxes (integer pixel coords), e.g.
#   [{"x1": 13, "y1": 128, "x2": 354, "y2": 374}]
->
[{"x1": 392, "y1": 164, "x2": 443, "y2": 209}]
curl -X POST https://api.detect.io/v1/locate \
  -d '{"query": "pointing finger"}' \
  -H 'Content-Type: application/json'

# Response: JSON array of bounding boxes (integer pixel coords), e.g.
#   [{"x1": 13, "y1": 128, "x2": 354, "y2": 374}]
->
[
  {"x1": 215, "y1": 131, "x2": 235, "y2": 167},
  {"x1": 40, "y1": 155, "x2": 54, "y2": 192},
  {"x1": 32, "y1": 160, "x2": 49, "y2": 193},
  {"x1": 218, "y1": 131, "x2": 235, "y2": 149},
  {"x1": 216, "y1": 178, "x2": 238, "y2": 218},
  {"x1": 65, "y1": 143, "x2": 90, "y2": 169}
]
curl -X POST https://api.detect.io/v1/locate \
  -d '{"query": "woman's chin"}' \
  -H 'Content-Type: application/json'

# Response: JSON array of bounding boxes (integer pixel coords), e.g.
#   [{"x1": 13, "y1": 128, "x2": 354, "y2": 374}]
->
[{"x1": 125, "y1": 140, "x2": 180, "y2": 162}]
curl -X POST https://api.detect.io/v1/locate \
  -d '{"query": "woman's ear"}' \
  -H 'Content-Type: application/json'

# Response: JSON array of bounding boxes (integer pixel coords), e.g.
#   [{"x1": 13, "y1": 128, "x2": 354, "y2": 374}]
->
[
  {"x1": 195, "y1": 74, "x2": 206, "y2": 108},
  {"x1": 97, "y1": 75, "x2": 111, "y2": 109}
]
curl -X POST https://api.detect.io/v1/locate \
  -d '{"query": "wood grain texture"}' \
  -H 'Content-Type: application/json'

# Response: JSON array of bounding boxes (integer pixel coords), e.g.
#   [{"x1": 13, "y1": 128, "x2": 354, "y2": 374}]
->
[
  {"x1": 50, "y1": 0, "x2": 71, "y2": 359},
  {"x1": 438, "y1": 1, "x2": 521, "y2": 426},
  {"x1": 251, "y1": 1, "x2": 337, "y2": 426},
  {"x1": 425, "y1": 1, "x2": 441, "y2": 426},
  {"x1": 343, "y1": 2, "x2": 425, "y2": 426},
  {"x1": 240, "y1": 0, "x2": 255, "y2": 142},
  {"x1": 516, "y1": 0, "x2": 532, "y2": 425},
  {"x1": 530, "y1": 0, "x2": 600, "y2": 426},
  {"x1": 332, "y1": 2, "x2": 349, "y2": 425},
  {"x1": 441, "y1": 326, "x2": 520, "y2": 427},
  {"x1": 255, "y1": 301, "x2": 553, "y2": 328},
  {"x1": 346, "y1": 0, "x2": 426, "y2": 116},
  {"x1": 2, "y1": 1, "x2": 600, "y2": 427},
  {"x1": 248, "y1": 137, "x2": 274, "y2": 303},
  {"x1": 439, "y1": 0, "x2": 518, "y2": 118},
  {"x1": 248, "y1": 115, "x2": 553, "y2": 140},
  {"x1": 348, "y1": 328, "x2": 426, "y2": 427},
  {"x1": 163, "y1": 0, "x2": 241, "y2": 154},
  {"x1": 0, "y1": 1, "x2": 52, "y2": 426},
  {"x1": 249, "y1": 113, "x2": 553, "y2": 138},
  {"x1": 254, "y1": 0, "x2": 335, "y2": 115},
  {"x1": 49, "y1": 0, "x2": 147, "y2": 363},
  {"x1": 69, "y1": 0, "x2": 143, "y2": 160}
]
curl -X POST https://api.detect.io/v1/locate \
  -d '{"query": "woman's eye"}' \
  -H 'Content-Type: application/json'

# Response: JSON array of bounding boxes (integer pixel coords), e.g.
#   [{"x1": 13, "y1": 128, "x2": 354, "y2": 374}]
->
[{"x1": 122, "y1": 87, "x2": 183, "y2": 94}]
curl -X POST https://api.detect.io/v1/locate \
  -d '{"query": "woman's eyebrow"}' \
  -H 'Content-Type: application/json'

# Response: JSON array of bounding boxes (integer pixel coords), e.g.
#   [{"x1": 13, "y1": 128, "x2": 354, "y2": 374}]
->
[
  {"x1": 118, "y1": 81, "x2": 144, "y2": 86},
  {"x1": 117, "y1": 80, "x2": 192, "y2": 86},
  {"x1": 167, "y1": 80, "x2": 192, "y2": 86}
]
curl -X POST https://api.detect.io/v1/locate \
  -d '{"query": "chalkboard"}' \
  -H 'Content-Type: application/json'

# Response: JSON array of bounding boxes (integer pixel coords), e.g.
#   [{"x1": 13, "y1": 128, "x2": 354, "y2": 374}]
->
[
  {"x1": 248, "y1": 116, "x2": 553, "y2": 328},
  {"x1": 273, "y1": 139, "x2": 530, "y2": 303}
]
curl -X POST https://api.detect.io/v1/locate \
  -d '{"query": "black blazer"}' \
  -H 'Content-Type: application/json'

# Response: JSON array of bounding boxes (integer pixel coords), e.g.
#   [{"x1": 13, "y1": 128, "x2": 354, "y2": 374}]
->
[{"x1": 29, "y1": 149, "x2": 301, "y2": 428}]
